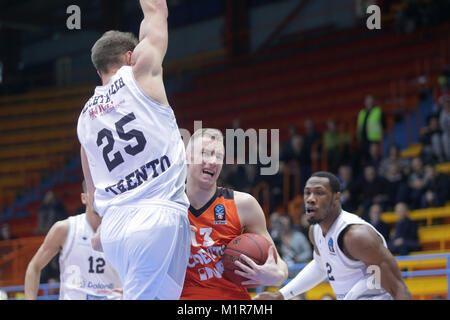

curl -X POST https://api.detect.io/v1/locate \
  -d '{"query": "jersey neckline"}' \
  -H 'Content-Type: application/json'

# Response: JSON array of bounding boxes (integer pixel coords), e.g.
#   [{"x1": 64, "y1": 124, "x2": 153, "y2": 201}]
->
[{"x1": 189, "y1": 187, "x2": 219, "y2": 218}]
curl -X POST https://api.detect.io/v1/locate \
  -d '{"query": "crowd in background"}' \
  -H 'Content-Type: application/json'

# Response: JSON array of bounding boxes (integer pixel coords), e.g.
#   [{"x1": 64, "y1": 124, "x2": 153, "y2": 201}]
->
[{"x1": 219, "y1": 68, "x2": 450, "y2": 265}]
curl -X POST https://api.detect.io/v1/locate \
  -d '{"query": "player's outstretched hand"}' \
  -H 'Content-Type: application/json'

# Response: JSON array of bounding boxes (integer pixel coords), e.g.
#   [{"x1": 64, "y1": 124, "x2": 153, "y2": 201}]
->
[
  {"x1": 253, "y1": 291, "x2": 284, "y2": 300},
  {"x1": 234, "y1": 246, "x2": 284, "y2": 287}
]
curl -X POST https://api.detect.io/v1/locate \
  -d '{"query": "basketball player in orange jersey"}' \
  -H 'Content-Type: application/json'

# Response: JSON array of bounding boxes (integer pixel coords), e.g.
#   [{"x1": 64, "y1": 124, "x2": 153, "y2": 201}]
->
[{"x1": 180, "y1": 128, "x2": 288, "y2": 300}]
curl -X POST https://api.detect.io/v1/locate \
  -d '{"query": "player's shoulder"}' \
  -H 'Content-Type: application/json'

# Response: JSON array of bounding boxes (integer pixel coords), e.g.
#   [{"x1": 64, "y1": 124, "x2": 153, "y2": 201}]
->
[
  {"x1": 233, "y1": 190, "x2": 258, "y2": 208},
  {"x1": 341, "y1": 223, "x2": 381, "y2": 249},
  {"x1": 51, "y1": 218, "x2": 70, "y2": 232},
  {"x1": 46, "y1": 219, "x2": 70, "y2": 244}
]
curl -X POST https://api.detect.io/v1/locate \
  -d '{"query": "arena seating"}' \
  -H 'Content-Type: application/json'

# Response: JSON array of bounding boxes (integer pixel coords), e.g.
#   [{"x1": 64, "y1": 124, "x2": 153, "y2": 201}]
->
[
  {"x1": 0, "y1": 14, "x2": 449, "y2": 300},
  {"x1": 173, "y1": 23, "x2": 449, "y2": 135}
]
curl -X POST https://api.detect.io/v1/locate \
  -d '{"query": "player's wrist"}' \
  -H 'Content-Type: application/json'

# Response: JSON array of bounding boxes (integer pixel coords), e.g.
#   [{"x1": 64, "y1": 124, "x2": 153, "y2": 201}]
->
[{"x1": 276, "y1": 290, "x2": 287, "y2": 300}]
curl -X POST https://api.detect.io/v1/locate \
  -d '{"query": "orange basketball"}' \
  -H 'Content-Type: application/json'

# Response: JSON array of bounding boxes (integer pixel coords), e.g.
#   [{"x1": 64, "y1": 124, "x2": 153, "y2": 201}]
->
[{"x1": 222, "y1": 233, "x2": 276, "y2": 288}]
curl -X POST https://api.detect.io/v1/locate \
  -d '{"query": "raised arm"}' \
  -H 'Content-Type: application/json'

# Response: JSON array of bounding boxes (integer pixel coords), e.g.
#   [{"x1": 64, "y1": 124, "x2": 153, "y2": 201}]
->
[
  {"x1": 24, "y1": 220, "x2": 68, "y2": 299},
  {"x1": 234, "y1": 191, "x2": 288, "y2": 287},
  {"x1": 342, "y1": 224, "x2": 412, "y2": 300},
  {"x1": 132, "y1": 0, "x2": 169, "y2": 105}
]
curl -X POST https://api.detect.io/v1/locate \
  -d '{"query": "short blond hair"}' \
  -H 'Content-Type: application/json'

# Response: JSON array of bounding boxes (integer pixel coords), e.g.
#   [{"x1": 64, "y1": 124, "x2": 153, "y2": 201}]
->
[{"x1": 186, "y1": 128, "x2": 224, "y2": 156}]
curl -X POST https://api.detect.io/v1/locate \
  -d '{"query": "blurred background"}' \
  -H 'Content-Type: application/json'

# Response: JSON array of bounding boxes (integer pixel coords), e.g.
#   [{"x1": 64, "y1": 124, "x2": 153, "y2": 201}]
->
[{"x1": 0, "y1": 0, "x2": 449, "y2": 300}]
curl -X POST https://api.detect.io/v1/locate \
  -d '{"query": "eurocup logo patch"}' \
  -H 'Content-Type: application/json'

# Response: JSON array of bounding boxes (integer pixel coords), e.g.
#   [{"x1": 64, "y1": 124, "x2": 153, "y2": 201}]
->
[
  {"x1": 213, "y1": 204, "x2": 227, "y2": 225},
  {"x1": 328, "y1": 238, "x2": 335, "y2": 254}
]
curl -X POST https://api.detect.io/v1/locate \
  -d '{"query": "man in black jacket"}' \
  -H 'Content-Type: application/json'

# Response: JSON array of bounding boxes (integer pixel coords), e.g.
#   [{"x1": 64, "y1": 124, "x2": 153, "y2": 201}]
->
[{"x1": 388, "y1": 202, "x2": 421, "y2": 255}]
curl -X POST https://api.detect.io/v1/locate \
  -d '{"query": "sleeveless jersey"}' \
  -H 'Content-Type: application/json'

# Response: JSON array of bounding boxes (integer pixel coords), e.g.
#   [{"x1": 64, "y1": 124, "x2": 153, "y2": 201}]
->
[
  {"x1": 77, "y1": 66, "x2": 188, "y2": 217},
  {"x1": 59, "y1": 214, "x2": 122, "y2": 300},
  {"x1": 313, "y1": 210, "x2": 393, "y2": 300},
  {"x1": 180, "y1": 187, "x2": 251, "y2": 300}
]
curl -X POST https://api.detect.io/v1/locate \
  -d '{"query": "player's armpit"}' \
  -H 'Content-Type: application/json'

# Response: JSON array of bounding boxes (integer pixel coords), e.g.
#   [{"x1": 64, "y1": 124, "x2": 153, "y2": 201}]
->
[{"x1": 342, "y1": 225, "x2": 412, "y2": 300}]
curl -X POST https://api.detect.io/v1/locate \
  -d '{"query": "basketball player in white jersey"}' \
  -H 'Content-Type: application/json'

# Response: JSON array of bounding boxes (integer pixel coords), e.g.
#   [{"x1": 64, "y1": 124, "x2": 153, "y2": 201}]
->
[
  {"x1": 24, "y1": 181, "x2": 122, "y2": 300},
  {"x1": 254, "y1": 172, "x2": 412, "y2": 300},
  {"x1": 77, "y1": 0, "x2": 190, "y2": 300}
]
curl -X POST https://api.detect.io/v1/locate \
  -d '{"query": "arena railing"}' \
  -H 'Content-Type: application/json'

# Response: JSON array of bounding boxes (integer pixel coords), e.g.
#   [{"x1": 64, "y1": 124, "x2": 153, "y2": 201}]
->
[
  {"x1": 256, "y1": 252, "x2": 450, "y2": 300},
  {"x1": 0, "y1": 252, "x2": 448, "y2": 300}
]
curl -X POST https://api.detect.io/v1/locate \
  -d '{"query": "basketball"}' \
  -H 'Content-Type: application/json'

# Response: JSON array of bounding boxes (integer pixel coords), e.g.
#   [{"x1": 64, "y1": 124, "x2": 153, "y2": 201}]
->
[{"x1": 222, "y1": 233, "x2": 276, "y2": 288}]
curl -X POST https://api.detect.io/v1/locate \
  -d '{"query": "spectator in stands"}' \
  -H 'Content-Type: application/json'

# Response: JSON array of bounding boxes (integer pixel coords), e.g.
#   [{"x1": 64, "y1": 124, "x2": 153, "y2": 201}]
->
[
  {"x1": 388, "y1": 202, "x2": 421, "y2": 256},
  {"x1": 434, "y1": 80, "x2": 449, "y2": 117},
  {"x1": 323, "y1": 119, "x2": 341, "y2": 174},
  {"x1": 281, "y1": 125, "x2": 299, "y2": 160},
  {"x1": 367, "y1": 203, "x2": 391, "y2": 243},
  {"x1": 36, "y1": 191, "x2": 68, "y2": 235},
  {"x1": 301, "y1": 119, "x2": 321, "y2": 188},
  {"x1": 407, "y1": 157, "x2": 427, "y2": 209},
  {"x1": 419, "y1": 115, "x2": 444, "y2": 163},
  {"x1": 337, "y1": 164, "x2": 359, "y2": 212},
  {"x1": 355, "y1": 165, "x2": 389, "y2": 214},
  {"x1": 383, "y1": 162, "x2": 409, "y2": 210},
  {"x1": 268, "y1": 211, "x2": 284, "y2": 254},
  {"x1": 40, "y1": 255, "x2": 60, "y2": 285},
  {"x1": 278, "y1": 215, "x2": 312, "y2": 271},
  {"x1": 365, "y1": 142, "x2": 383, "y2": 171},
  {"x1": 280, "y1": 135, "x2": 309, "y2": 193},
  {"x1": 225, "y1": 164, "x2": 257, "y2": 195},
  {"x1": 378, "y1": 144, "x2": 410, "y2": 179},
  {"x1": 357, "y1": 94, "x2": 385, "y2": 162},
  {"x1": 0, "y1": 224, "x2": 15, "y2": 241},
  {"x1": 46, "y1": 278, "x2": 60, "y2": 298},
  {"x1": 439, "y1": 95, "x2": 450, "y2": 161},
  {"x1": 421, "y1": 164, "x2": 450, "y2": 208}
]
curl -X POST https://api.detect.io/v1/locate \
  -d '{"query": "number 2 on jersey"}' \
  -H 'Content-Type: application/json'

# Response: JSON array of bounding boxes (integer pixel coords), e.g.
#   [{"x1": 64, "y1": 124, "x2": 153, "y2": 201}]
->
[
  {"x1": 326, "y1": 262, "x2": 335, "y2": 281},
  {"x1": 96, "y1": 112, "x2": 147, "y2": 172}
]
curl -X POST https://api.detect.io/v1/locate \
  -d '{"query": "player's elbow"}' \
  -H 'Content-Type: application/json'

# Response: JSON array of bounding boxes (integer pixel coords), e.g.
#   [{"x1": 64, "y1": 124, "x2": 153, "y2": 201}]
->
[
  {"x1": 25, "y1": 260, "x2": 42, "y2": 281},
  {"x1": 140, "y1": 0, "x2": 168, "y2": 17}
]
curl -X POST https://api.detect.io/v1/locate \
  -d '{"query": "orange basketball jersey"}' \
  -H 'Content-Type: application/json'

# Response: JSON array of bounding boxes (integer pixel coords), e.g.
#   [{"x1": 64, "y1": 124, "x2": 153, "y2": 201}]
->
[{"x1": 180, "y1": 187, "x2": 251, "y2": 300}]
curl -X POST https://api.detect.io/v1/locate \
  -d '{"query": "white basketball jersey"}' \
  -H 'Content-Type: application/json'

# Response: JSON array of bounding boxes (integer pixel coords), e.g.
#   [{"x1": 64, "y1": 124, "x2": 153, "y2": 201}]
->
[
  {"x1": 77, "y1": 66, "x2": 189, "y2": 216},
  {"x1": 59, "y1": 214, "x2": 122, "y2": 300},
  {"x1": 313, "y1": 210, "x2": 393, "y2": 300}
]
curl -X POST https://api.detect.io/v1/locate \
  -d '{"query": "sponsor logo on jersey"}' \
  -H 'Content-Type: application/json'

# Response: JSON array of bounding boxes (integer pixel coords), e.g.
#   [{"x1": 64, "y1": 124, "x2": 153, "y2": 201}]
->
[
  {"x1": 83, "y1": 77, "x2": 126, "y2": 119},
  {"x1": 328, "y1": 238, "x2": 335, "y2": 254},
  {"x1": 213, "y1": 204, "x2": 227, "y2": 225}
]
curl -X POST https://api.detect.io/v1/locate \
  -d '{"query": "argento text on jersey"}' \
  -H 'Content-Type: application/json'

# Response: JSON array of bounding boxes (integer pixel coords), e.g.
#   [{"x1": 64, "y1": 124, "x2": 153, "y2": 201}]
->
[{"x1": 105, "y1": 155, "x2": 171, "y2": 196}]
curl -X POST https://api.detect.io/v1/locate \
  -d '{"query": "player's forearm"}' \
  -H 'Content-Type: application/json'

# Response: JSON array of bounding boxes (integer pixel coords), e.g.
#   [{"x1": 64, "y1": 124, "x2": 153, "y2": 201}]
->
[
  {"x1": 389, "y1": 281, "x2": 413, "y2": 300},
  {"x1": 279, "y1": 259, "x2": 327, "y2": 300},
  {"x1": 276, "y1": 260, "x2": 289, "y2": 286},
  {"x1": 24, "y1": 264, "x2": 42, "y2": 300}
]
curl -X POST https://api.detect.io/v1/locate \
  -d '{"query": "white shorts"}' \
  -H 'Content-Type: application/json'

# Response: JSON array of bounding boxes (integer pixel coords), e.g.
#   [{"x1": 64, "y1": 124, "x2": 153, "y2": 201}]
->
[{"x1": 100, "y1": 200, "x2": 190, "y2": 300}]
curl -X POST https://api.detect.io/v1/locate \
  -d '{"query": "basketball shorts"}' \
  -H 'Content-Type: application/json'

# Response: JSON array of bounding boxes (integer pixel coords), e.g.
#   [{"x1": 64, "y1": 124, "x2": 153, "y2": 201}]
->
[{"x1": 100, "y1": 200, "x2": 190, "y2": 300}]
